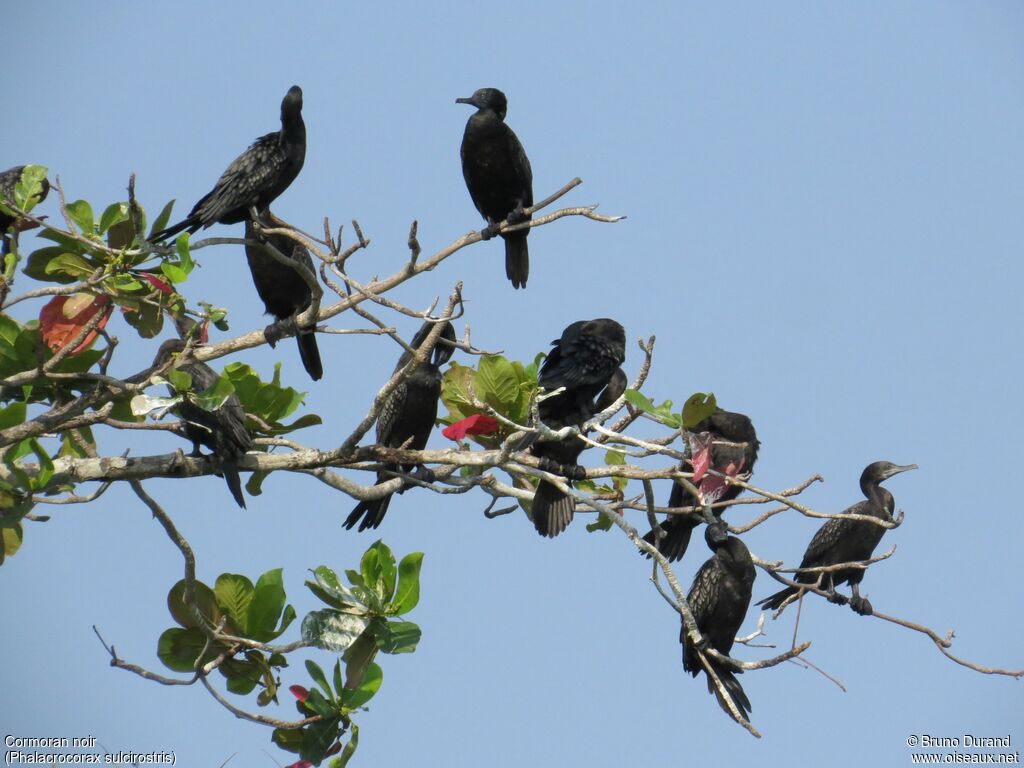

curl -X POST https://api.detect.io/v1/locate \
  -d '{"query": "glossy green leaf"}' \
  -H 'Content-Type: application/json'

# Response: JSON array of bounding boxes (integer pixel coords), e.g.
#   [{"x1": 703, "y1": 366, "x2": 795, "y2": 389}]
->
[
  {"x1": 299, "y1": 715, "x2": 344, "y2": 764},
  {"x1": 157, "y1": 627, "x2": 211, "y2": 672},
  {"x1": 391, "y1": 551, "x2": 423, "y2": 615},
  {"x1": 193, "y1": 373, "x2": 235, "y2": 412},
  {"x1": 12, "y1": 165, "x2": 49, "y2": 213},
  {"x1": 248, "y1": 568, "x2": 294, "y2": 642},
  {"x1": 65, "y1": 200, "x2": 94, "y2": 234},
  {"x1": 342, "y1": 630, "x2": 378, "y2": 690},
  {"x1": 306, "y1": 566, "x2": 366, "y2": 613},
  {"x1": 214, "y1": 573, "x2": 255, "y2": 633},
  {"x1": 476, "y1": 355, "x2": 520, "y2": 408},
  {"x1": 340, "y1": 663, "x2": 382, "y2": 709},
  {"x1": 167, "y1": 578, "x2": 220, "y2": 629},
  {"x1": 149, "y1": 199, "x2": 175, "y2": 239},
  {"x1": 98, "y1": 202, "x2": 129, "y2": 234},
  {"x1": 306, "y1": 659, "x2": 334, "y2": 701},
  {"x1": 301, "y1": 609, "x2": 370, "y2": 652},
  {"x1": 360, "y1": 540, "x2": 397, "y2": 604},
  {"x1": 682, "y1": 392, "x2": 717, "y2": 430},
  {"x1": 373, "y1": 619, "x2": 421, "y2": 654},
  {"x1": 332, "y1": 723, "x2": 359, "y2": 768},
  {"x1": 0, "y1": 403, "x2": 26, "y2": 430},
  {"x1": 586, "y1": 513, "x2": 616, "y2": 533}
]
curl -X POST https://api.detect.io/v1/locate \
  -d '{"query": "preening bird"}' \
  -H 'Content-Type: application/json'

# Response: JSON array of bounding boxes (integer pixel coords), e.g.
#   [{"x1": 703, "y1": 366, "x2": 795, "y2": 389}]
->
[
  {"x1": 244, "y1": 211, "x2": 322, "y2": 381},
  {"x1": 153, "y1": 339, "x2": 253, "y2": 509},
  {"x1": 457, "y1": 87, "x2": 534, "y2": 289},
  {"x1": 643, "y1": 409, "x2": 759, "y2": 562},
  {"x1": 344, "y1": 321, "x2": 458, "y2": 532},
  {"x1": 530, "y1": 318, "x2": 626, "y2": 537},
  {"x1": 682, "y1": 524, "x2": 756, "y2": 722},
  {"x1": 758, "y1": 460, "x2": 917, "y2": 616},
  {"x1": 150, "y1": 85, "x2": 306, "y2": 242}
]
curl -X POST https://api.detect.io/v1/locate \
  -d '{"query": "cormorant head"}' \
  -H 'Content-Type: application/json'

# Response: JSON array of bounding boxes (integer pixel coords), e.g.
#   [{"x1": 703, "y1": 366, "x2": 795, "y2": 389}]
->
[
  {"x1": 697, "y1": 408, "x2": 761, "y2": 462},
  {"x1": 152, "y1": 337, "x2": 187, "y2": 367},
  {"x1": 580, "y1": 318, "x2": 626, "y2": 360},
  {"x1": 406, "y1": 320, "x2": 457, "y2": 367},
  {"x1": 456, "y1": 88, "x2": 508, "y2": 120},
  {"x1": 704, "y1": 521, "x2": 730, "y2": 550},
  {"x1": 860, "y1": 460, "x2": 918, "y2": 488},
  {"x1": 282, "y1": 85, "x2": 303, "y2": 118}
]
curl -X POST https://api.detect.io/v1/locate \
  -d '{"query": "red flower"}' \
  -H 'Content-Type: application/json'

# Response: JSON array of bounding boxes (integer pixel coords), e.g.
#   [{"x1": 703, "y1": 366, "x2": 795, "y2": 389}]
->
[
  {"x1": 289, "y1": 685, "x2": 309, "y2": 702},
  {"x1": 442, "y1": 414, "x2": 500, "y2": 440}
]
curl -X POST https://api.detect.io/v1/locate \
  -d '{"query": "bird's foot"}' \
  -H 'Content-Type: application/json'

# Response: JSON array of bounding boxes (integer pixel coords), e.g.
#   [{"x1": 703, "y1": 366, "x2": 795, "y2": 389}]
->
[
  {"x1": 480, "y1": 221, "x2": 501, "y2": 241},
  {"x1": 850, "y1": 596, "x2": 874, "y2": 616},
  {"x1": 826, "y1": 590, "x2": 849, "y2": 606},
  {"x1": 264, "y1": 317, "x2": 297, "y2": 348},
  {"x1": 564, "y1": 463, "x2": 586, "y2": 481},
  {"x1": 506, "y1": 204, "x2": 528, "y2": 226},
  {"x1": 411, "y1": 466, "x2": 436, "y2": 484},
  {"x1": 537, "y1": 457, "x2": 562, "y2": 475}
]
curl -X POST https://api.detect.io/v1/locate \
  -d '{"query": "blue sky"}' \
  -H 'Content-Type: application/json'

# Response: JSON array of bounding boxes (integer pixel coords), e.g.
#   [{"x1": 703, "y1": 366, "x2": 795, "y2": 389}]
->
[{"x1": 4, "y1": 2, "x2": 1023, "y2": 766}]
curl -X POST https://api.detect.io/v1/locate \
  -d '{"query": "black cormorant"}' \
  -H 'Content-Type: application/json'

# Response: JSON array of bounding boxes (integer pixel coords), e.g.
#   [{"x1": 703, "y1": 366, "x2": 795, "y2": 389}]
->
[
  {"x1": 758, "y1": 460, "x2": 917, "y2": 615},
  {"x1": 682, "y1": 524, "x2": 756, "y2": 721},
  {"x1": 643, "y1": 409, "x2": 759, "y2": 562},
  {"x1": 344, "y1": 321, "x2": 457, "y2": 531},
  {"x1": 153, "y1": 339, "x2": 253, "y2": 509},
  {"x1": 530, "y1": 318, "x2": 626, "y2": 537},
  {"x1": 244, "y1": 211, "x2": 322, "y2": 380},
  {"x1": 456, "y1": 88, "x2": 534, "y2": 289},
  {"x1": 151, "y1": 86, "x2": 305, "y2": 242}
]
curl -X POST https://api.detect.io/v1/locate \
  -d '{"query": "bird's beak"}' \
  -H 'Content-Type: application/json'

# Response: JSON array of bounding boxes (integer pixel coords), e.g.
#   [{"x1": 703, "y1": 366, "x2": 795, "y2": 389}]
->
[
  {"x1": 884, "y1": 463, "x2": 918, "y2": 479},
  {"x1": 455, "y1": 96, "x2": 474, "y2": 106}
]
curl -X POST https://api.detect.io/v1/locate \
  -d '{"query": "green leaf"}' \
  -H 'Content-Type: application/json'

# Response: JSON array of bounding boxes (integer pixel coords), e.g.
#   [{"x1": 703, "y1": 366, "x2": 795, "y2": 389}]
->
[
  {"x1": 586, "y1": 513, "x2": 616, "y2": 533},
  {"x1": 66, "y1": 200, "x2": 94, "y2": 234},
  {"x1": 305, "y1": 566, "x2": 367, "y2": 613},
  {"x1": 149, "y1": 199, "x2": 175, "y2": 239},
  {"x1": 122, "y1": 297, "x2": 164, "y2": 338},
  {"x1": 0, "y1": 403, "x2": 26, "y2": 430},
  {"x1": 391, "y1": 551, "x2": 423, "y2": 615},
  {"x1": 604, "y1": 449, "x2": 625, "y2": 466},
  {"x1": 166, "y1": 369, "x2": 193, "y2": 392},
  {"x1": 245, "y1": 470, "x2": 269, "y2": 496},
  {"x1": 248, "y1": 568, "x2": 293, "y2": 642},
  {"x1": 27, "y1": 439, "x2": 54, "y2": 489},
  {"x1": 342, "y1": 630, "x2": 378, "y2": 690},
  {"x1": 301, "y1": 609, "x2": 370, "y2": 652},
  {"x1": 160, "y1": 262, "x2": 188, "y2": 284},
  {"x1": 130, "y1": 393, "x2": 181, "y2": 417},
  {"x1": 360, "y1": 540, "x2": 397, "y2": 605},
  {"x1": 157, "y1": 627, "x2": 213, "y2": 672},
  {"x1": 305, "y1": 659, "x2": 334, "y2": 702},
  {"x1": 476, "y1": 355, "x2": 520, "y2": 409},
  {"x1": 193, "y1": 373, "x2": 235, "y2": 412},
  {"x1": 12, "y1": 165, "x2": 49, "y2": 213},
  {"x1": 340, "y1": 663, "x2": 382, "y2": 709},
  {"x1": 682, "y1": 392, "x2": 718, "y2": 430},
  {"x1": 214, "y1": 573, "x2": 255, "y2": 634},
  {"x1": 373, "y1": 618, "x2": 421, "y2": 654},
  {"x1": 332, "y1": 723, "x2": 359, "y2": 768},
  {"x1": 272, "y1": 727, "x2": 303, "y2": 754},
  {"x1": 98, "y1": 202, "x2": 129, "y2": 234},
  {"x1": 167, "y1": 578, "x2": 220, "y2": 629},
  {"x1": 299, "y1": 716, "x2": 344, "y2": 765},
  {"x1": 1, "y1": 523, "x2": 24, "y2": 563}
]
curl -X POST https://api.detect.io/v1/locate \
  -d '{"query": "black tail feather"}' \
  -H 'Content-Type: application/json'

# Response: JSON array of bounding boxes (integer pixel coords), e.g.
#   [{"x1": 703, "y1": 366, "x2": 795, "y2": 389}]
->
[
  {"x1": 757, "y1": 586, "x2": 798, "y2": 612},
  {"x1": 642, "y1": 516, "x2": 699, "y2": 562},
  {"x1": 532, "y1": 480, "x2": 574, "y2": 537},
  {"x1": 708, "y1": 666, "x2": 752, "y2": 722},
  {"x1": 296, "y1": 330, "x2": 323, "y2": 381},
  {"x1": 345, "y1": 493, "x2": 393, "y2": 531},
  {"x1": 223, "y1": 461, "x2": 246, "y2": 509},
  {"x1": 150, "y1": 216, "x2": 199, "y2": 244},
  {"x1": 502, "y1": 232, "x2": 529, "y2": 289}
]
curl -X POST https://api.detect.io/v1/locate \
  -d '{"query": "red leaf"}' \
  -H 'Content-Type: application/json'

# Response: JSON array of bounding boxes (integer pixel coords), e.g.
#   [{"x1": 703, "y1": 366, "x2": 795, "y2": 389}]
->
[
  {"x1": 284, "y1": 762, "x2": 313, "y2": 768},
  {"x1": 138, "y1": 272, "x2": 173, "y2": 295},
  {"x1": 198, "y1": 319, "x2": 210, "y2": 344},
  {"x1": 39, "y1": 293, "x2": 111, "y2": 355},
  {"x1": 289, "y1": 685, "x2": 309, "y2": 702},
  {"x1": 442, "y1": 414, "x2": 500, "y2": 441},
  {"x1": 686, "y1": 432, "x2": 713, "y2": 482}
]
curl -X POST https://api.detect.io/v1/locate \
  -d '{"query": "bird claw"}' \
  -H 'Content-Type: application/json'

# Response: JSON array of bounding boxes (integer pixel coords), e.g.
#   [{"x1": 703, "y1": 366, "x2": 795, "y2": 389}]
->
[
  {"x1": 264, "y1": 317, "x2": 297, "y2": 348},
  {"x1": 537, "y1": 457, "x2": 562, "y2": 475},
  {"x1": 480, "y1": 221, "x2": 501, "y2": 241},
  {"x1": 826, "y1": 590, "x2": 849, "y2": 606},
  {"x1": 566, "y1": 463, "x2": 586, "y2": 481},
  {"x1": 412, "y1": 466, "x2": 436, "y2": 484},
  {"x1": 506, "y1": 204, "x2": 528, "y2": 226},
  {"x1": 850, "y1": 596, "x2": 874, "y2": 616}
]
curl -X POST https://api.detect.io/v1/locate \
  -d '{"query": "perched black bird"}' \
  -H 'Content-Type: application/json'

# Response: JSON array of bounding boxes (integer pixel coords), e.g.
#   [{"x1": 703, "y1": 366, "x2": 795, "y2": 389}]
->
[
  {"x1": 151, "y1": 86, "x2": 306, "y2": 242},
  {"x1": 643, "y1": 409, "x2": 759, "y2": 562},
  {"x1": 244, "y1": 212, "x2": 322, "y2": 380},
  {"x1": 758, "y1": 460, "x2": 917, "y2": 616},
  {"x1": 344, "y1": 321, "x2": 457, "y2": 531},
  {"x1": 153, "y1": 339, "x2": 253, "y2": 509},
  {"x1": 457, "y1": 88, "x2": 534, "y2": 289},
  {"x1": 530, "y1": 318, "x2": 626, "y2": 537},
  {"x1": 682, "y1": 525, "x2": 756, "y2": 722}
]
